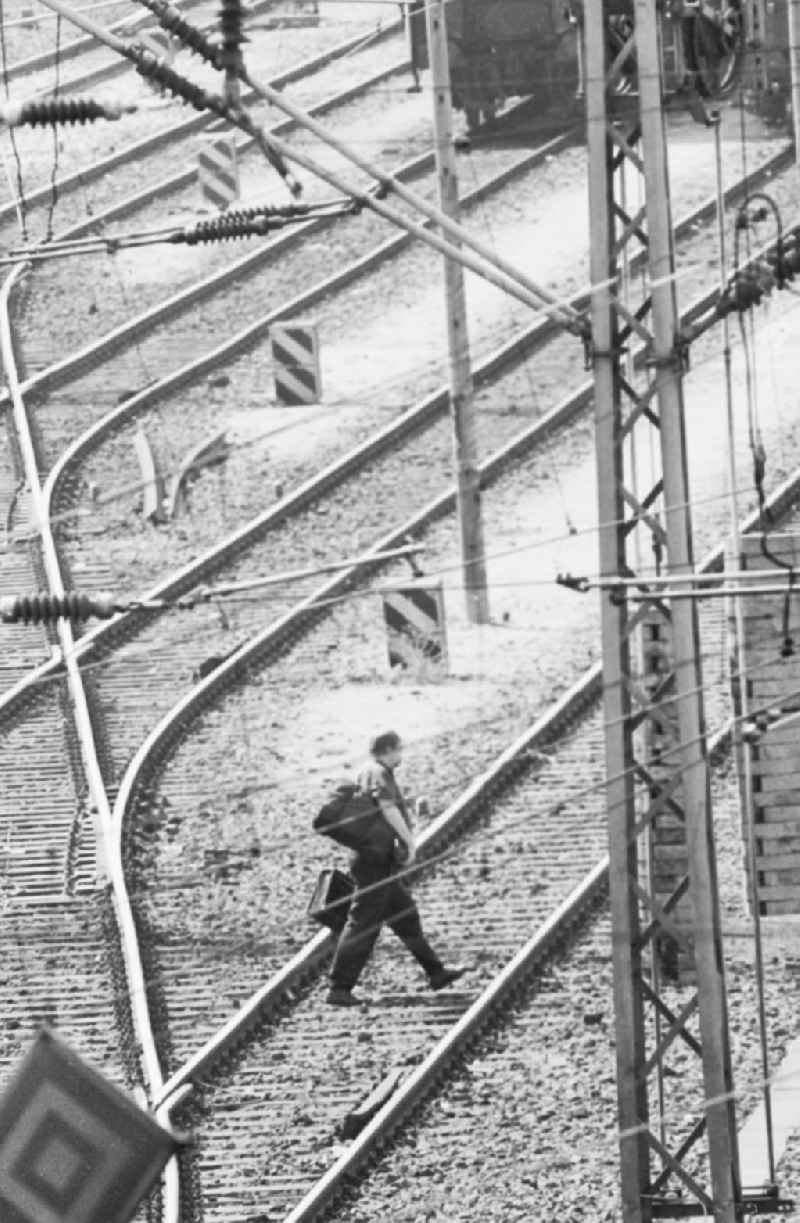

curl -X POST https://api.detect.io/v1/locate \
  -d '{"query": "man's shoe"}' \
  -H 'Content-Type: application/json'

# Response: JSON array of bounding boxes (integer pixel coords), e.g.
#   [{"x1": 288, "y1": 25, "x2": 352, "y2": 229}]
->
[
  {"x1": 325, "y1": 987, "x2": 363, "y2": 1007},
  {"x1": 428, "y1": 966, "x2": 467, "y2": 992}
]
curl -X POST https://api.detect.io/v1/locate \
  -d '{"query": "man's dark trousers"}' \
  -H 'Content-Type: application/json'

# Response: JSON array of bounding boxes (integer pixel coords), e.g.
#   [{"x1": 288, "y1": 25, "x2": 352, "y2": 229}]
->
[{"x1": 331, "y1": 854, "x2": 443, "y2": 990}]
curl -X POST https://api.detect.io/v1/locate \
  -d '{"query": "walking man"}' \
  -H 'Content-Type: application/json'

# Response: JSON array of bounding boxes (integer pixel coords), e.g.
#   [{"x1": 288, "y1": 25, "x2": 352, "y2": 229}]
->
[{"x1": 326, "y1": 730, "x2": 465, "y2": 1007}]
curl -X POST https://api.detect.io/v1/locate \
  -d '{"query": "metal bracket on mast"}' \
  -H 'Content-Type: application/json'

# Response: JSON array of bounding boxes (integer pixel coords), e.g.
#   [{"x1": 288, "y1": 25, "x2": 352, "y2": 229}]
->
[{"x1": 584, "y1": 2, "x2": 746, "y2": 1219}]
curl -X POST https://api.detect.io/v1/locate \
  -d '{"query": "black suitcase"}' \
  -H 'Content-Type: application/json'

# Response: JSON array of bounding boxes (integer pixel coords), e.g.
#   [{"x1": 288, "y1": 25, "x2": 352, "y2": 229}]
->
[{"x1": 308, "y1": 868, "x2": 354, "y2": 932}]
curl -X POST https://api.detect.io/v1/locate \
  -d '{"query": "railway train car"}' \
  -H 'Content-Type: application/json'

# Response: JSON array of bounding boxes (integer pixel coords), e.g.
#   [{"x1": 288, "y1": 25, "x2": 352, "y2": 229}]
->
[{"x1": 408, "y1": 2, "x2": 791, "y2": 132}]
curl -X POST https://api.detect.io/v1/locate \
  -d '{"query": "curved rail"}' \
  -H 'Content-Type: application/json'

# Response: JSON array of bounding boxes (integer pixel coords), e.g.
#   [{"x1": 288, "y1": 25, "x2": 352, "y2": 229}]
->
[
  {"x1": 2, "y1": 135, "x2": 794, "y2": 1222},
  {"x1": 1, "y1": 0, "x2": 209, "y2": 84},
  {"x1": 0, "y1": 268, "x2": 180, "y2": 1216},
  {"x1": 0, "y1": 142, "x2": 789, "y2": 723},
  {"x1": 151, "y1": 660, "x2": 603, "y2": 1110},
  {"x1": 15, "y1": 118, "x2": 564, "y2": 406},
  {"x1": 282, "y1": 495, "x2": 800, "y2": 1218},
  {"x1": 13, "y1": 59, "x2": 474, "y2": 405},
  {"x1": 106, "y1": 256, "x2": 800, "y2": 1092},
  {"x1": 146, "y1": 429, "x2": 800, "y2": 1114},
  {"x1": 0, "y1": 16, "x2": 403, "y2": 240},
  {"x1": 146, "y1": 439, "x2": 800, "y2": 1218}
]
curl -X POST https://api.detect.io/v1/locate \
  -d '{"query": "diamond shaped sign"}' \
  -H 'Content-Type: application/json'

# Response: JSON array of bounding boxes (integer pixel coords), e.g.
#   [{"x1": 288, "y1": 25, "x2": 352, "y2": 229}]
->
[{"x1": 0, "y1": 1027, "x2": 179, "y2": 1223}]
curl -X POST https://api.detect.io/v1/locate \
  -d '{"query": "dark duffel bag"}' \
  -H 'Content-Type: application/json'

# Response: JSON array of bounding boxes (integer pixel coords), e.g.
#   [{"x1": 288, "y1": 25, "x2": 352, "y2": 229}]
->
[
  {"x1": 307, "y1": 868, "x2": 354, "y2": 932},
  {"x1": 313, "y1": 779, "x2": 395, "y2": 859}
]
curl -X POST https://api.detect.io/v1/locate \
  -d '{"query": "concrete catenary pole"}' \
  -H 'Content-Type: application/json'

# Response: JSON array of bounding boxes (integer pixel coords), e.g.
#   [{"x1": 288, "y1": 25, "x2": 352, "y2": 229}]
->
[
  {"x1": 425, "y1": 0, "x2": 489, "y2": 624},
  {"x1": 788, "y1": 0, "x2": 800, "y2": 154},
  {"x1": 635, "y1": 0, "x2": 740, "y2": 1216}
]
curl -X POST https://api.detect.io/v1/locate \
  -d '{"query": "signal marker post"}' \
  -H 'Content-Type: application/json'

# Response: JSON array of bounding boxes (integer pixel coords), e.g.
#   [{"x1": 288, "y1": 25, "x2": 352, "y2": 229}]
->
[{"x1": 425, "y1": 0, "x2": 489, "y2": 624}]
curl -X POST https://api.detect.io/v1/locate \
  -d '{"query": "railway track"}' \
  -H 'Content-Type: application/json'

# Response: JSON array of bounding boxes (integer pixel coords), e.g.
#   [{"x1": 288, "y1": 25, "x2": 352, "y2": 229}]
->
[
  {"x1": 0, "y1": 139, "x2": 782, "y2": 704},
  {"x1": 5, "y1": 0, "x2": 332, "y2": 87},
  {"x1": 127, "y1": 530, "x2": 788, "y2": 1223},
  {"x1": 0, "y1": 263, "x2": 181, "y2": 1219},
  {"x1": 1, "y1": 51, "x2": 795, "y2": 1217},
  {"x1": 9, "y1": 50, "x2": 443, "y2": 399},
  {"x1": 1, "y1": 7, "x2": 404, "y2": 252},
  {"x1": 2, "y1": 153, "x2": 796, "y2": 1222},
  {"x1": 117, "y1": 432, "x2": 800, "y2": 1223},
  {"x1": 5, "y1": 135, "x2": 785, "y2": 608},
  {"x1": 0, "y1": 140, "x2": 790, "y2": 846},
  {"x1": 1, "y1": 0, "x2": 206, "y2": 82}
]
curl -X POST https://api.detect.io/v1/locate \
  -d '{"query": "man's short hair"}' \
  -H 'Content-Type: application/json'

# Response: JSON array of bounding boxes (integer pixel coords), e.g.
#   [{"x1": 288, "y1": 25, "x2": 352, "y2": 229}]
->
[{"x1": 369, "y1": 730, "x2": 402, "y2": 757}]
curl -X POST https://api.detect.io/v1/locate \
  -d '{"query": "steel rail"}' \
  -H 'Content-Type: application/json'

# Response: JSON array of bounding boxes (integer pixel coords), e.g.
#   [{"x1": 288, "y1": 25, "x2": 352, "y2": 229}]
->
[
  {"x1": 0, "y1": 268, "x2": 180, "y2": 1214},
  {"x1": 13, "y1": 125, "x2": 571, "y2": 406},
  {"x1": 98, "y1": 287, "x2": 800, "y2": 1112},
  {"x1": 5, "y1": 0, "x2": 240, "y2": 98},
  {"x1": 6, "y1": 56, "x2": 463, "y2": 402},
  {"x1": 0, "y1": 0, "x2": 182, "y2": 83},
  {"x1": 150, "y1": 660, "x2": 604, "y2": 1110},
  {"x1": 0, "y1": 0, "x2": 206, "y2": 83},
  {"x1": 0, "y1": 17, "x2": 403, "y2": 236},
  {"x1": 33, "y1": 0, "x2": 593, "y2": 319},
  {"x1": 144, "y1": 440, "x2": 790, "y2": 1209},
  {"x1": 0, "y1": 141, "x2": 788, "y2": 719},
  {"x1": 275, "y1": 483, "x2": 800, "y2": 1223},
  {"x1": 151, "y1": 447, "x2": 798, "y2": 1220},
  {"x1": 283, "y1": 853, "x2": 613, "y2": 1223},
  {"x1": 0, "y1": 140, "x2": 787, "y2": 1223}
]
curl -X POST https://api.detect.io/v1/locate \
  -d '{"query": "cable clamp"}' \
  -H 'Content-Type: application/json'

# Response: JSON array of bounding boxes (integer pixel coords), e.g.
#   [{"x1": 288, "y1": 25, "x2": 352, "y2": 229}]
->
[
  {"x1": 582, "y1": 340, "x2": 628, "y2": 372},
  {"x1": 643, "y1": 335, "x2": 690, "y2": 373},
  {"x1": 556, "y1": 572, "x2": 590, "y2": 593}
]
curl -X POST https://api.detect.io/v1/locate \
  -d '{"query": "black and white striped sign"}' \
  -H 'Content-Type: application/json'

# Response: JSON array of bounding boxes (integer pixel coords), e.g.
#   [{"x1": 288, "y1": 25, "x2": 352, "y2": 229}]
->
[
  {"x1": 382, "y1": 583, "x2": 448, "y2": 671},
  {"x1": 196, "y1": 136, "x2": 239, "y2": 211},
  {"x1": 270, "y1": 322, "x2": 322, "y2": 405},
  {"x1": 0, "y1": 1028, "x2": 178, "y2": 1223}
]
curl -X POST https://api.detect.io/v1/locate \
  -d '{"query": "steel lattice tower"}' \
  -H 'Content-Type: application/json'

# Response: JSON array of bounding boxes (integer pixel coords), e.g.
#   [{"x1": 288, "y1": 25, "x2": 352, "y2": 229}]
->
[{"x1": 584, "y1": 2, "x2": 740, "y2": 1218}]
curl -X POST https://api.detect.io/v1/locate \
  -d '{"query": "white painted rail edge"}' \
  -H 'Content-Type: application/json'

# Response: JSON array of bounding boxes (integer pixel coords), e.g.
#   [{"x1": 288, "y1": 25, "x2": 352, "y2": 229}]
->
[{"x1": 0, "y1": 270, "x2": 180, "y2": 1223}]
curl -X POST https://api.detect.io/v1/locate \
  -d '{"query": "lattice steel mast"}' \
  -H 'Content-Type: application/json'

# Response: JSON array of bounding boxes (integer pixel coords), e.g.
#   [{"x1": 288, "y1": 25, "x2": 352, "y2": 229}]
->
[{"x1": 585, "y1": 2, "x2": 741, "y2": 1218}]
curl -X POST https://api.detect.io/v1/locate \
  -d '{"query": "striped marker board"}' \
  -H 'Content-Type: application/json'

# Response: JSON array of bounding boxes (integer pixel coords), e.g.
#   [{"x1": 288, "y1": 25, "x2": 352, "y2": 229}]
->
[
  {"x1": 270, "y1": 322, "x2": 322, "y2": 405},
  {"x1": 197, "y1": 136, "x2": 239, "y2": 211},
  {"x1": 382, "y1": 583, "x2": 448, "y2": 673},
  {"x1": 0, "y1": 1027, "x2": 178, "y2": 1223}
]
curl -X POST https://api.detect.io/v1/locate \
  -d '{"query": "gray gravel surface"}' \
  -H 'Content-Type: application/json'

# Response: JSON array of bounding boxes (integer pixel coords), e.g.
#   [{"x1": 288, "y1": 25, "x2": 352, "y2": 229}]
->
[
  {"x1": 0, "y1": 0, "x2": 139, "y2": 67},
  {"x1": 9, "y1": 30, "x2": 412, "y2": 366},
  {"x1": 0, "y1": 0, "x2": 231, "y2": 98},
  {"x1": 0, "y1": 671, "x2": 143, "y2": 1206},
  {"x1": 39, "y1": 122, "x2": 788, "y2": 603},
  {"x1": 1, "y1": 7, "x2": 404, "y2": 248},
  {"x1": 5, "y1": 71, "x2": 800, "y2": 1221}
]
